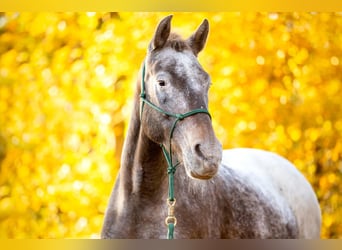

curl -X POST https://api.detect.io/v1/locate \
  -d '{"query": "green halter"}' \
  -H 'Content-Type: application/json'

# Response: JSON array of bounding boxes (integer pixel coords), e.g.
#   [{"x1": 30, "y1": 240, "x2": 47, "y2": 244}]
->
[{"x1": 139, "y1": 62, "x2": 211, "y2": 239}]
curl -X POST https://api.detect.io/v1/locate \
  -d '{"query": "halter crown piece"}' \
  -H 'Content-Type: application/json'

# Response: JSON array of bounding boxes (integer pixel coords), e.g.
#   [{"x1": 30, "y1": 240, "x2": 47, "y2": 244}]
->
[{"x1": 139, "y1": 61, "x2": 211, "y2": 239}]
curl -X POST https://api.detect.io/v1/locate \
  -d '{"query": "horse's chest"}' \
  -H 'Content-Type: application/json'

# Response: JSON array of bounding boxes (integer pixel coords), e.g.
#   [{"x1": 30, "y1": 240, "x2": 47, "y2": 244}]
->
[
  {"x1": 115, "y1": 191, "x2": 298, "y2": 239},
  {"x1": 126, "y1": 198, "x2": 214, "y2": 238},
  {"x1": 134, "y1": 207, "x2": 168, "y2": 238},
  {"x1": 132, "y1": 197, "x2": 223, "y2": 239}
]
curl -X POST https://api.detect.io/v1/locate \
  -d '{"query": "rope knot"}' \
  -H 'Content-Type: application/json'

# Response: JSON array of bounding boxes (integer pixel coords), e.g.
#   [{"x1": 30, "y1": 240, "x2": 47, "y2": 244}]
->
[
  {"x1": 140, "y1": 92, "x2": 146, "y2": 99},
  {"x1": 167, "y1": 166, "x2": 177, "y2": 175},
  {"x1": 176, "y1": 114, "x2": 185, "y2": 120}
]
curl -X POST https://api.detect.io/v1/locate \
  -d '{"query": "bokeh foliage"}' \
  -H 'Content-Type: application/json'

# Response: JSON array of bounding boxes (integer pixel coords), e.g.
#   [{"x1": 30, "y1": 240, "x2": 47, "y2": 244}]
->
[{"x1": 0, "y1": 12, "x2": 341, "y2": 238}]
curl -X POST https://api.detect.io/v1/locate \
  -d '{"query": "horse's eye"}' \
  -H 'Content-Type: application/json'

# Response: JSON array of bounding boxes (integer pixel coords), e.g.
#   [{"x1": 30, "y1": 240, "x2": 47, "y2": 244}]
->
[{"x1": 157, "y1": 80, "x2": 166, "y2": 87}]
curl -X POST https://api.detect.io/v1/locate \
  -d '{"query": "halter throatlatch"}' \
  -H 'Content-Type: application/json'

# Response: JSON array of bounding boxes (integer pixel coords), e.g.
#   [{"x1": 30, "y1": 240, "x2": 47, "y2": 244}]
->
[{"x1": 139, "y1": 62, "x2": 211, "y2": 239}]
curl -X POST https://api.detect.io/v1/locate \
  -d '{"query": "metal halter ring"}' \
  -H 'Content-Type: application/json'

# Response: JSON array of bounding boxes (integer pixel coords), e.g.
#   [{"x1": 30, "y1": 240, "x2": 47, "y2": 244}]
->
[
  {"x1": 165, "y1": 198, "x2": 177, "y2": 226},
  {"x1": 165, "y1": 216, "x2": 177, "y2": 226}
]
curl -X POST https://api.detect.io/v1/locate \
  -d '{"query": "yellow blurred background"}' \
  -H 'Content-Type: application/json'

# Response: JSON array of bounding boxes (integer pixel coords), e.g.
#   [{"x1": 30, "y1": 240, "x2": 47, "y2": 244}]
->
[{"x1": 0, "y1": 12, "x2": 341, "y2": 238}]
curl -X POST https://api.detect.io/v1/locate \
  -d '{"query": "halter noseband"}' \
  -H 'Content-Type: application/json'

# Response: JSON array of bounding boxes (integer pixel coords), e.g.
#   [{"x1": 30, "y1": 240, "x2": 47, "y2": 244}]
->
[{"x1": 139, "y1": 62, "x2": 211, "y2": 239}]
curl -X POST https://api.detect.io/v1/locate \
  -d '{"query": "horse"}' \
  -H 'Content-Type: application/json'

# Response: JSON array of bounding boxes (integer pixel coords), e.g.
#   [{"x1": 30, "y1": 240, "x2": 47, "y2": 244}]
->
[{"x1": 101, "y1": 15, "x2": 322, "y2": 239}]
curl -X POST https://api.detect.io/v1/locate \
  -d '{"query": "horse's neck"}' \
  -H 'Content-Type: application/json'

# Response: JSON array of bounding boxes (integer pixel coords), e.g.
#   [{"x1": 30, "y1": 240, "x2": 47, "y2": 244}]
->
[{"x1": 118, "y1": 90, "x2": 167, "y2": 202}]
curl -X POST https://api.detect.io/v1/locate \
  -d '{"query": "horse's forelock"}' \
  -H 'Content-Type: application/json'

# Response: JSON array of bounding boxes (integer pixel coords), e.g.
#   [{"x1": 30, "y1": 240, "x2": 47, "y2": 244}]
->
[
  {"x1": 166, "y1": 33, "x2": 190, "y2": 52},
  {"x1": 150, "y1": 33, "x2": 191, "y2": 53}
]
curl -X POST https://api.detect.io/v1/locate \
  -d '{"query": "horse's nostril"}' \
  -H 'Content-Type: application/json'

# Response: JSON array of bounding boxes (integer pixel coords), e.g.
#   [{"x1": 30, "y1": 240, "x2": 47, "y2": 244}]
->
[{"x1": 195, "y1": 143, "x2": 205, "y2": 159}]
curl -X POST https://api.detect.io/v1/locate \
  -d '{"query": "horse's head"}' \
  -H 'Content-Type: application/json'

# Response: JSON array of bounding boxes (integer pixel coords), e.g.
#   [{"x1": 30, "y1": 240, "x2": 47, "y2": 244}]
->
[{"x1": 140, "y1": 15, "x2": 222, "y2": 180}]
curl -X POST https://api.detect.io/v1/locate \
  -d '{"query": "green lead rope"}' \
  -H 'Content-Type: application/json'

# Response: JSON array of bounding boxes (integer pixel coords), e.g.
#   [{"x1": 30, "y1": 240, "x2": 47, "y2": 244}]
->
[
  {"x1": 167, "y1": 223, "x2": 175, "y2": 239},
  {"x1": 139, "y1": 62, "x2": 211, "y2": 239},
  {"x1": 161, "y1": 137, "x2": 179, "y2": 239},
  {"x1": 161, "y1": 144, "x2": 178, "y2": 201}
]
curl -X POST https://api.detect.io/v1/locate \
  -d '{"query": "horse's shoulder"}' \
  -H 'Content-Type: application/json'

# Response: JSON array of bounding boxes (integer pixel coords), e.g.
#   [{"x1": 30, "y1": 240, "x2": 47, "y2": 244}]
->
[
  {"x1": 220, "y1": 148, "x2": 314, "y2": 197},
  {"x1": 218, "y1": 147, "x2": 321, "y2": 238},
  {"x1": 219, "y1": 147, "x2": 312, "y2": 207}
]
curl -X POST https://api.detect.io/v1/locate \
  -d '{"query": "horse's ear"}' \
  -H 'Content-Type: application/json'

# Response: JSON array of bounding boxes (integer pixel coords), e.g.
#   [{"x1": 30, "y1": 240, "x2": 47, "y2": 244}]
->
[
  {"x1": 187, "y1": 19, "x2": 209, "y2": 56},
  {"x1": 150, "y1": 15, "x2": 172, "y2": 51}
]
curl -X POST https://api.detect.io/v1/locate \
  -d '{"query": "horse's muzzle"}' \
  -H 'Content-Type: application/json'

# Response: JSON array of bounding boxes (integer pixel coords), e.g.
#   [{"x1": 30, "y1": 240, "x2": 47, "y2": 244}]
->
[{"x1": 185, "y1": 139, "x2": 222, "y2": 180}]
